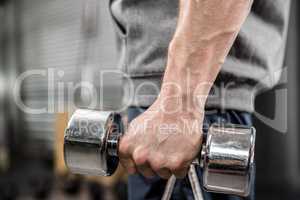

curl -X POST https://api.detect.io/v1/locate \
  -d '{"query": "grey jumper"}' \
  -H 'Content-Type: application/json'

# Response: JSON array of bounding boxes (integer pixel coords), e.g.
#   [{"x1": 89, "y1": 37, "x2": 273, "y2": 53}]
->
[{"x1": 110, "y1": 0, "x2": 291, "y2": 112}]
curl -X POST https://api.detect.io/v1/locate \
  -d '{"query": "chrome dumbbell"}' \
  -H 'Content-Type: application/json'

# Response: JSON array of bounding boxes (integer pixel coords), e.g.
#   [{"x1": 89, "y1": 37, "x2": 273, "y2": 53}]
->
[{"x1": 64, "y1": 109, "x2": 256, "y2": 197}]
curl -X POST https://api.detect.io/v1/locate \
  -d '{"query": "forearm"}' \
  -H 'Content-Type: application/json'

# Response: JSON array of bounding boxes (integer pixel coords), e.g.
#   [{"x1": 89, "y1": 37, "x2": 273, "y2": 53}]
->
[{"x1": 160, "y1": 0, "x2": 253, "y2": 114}]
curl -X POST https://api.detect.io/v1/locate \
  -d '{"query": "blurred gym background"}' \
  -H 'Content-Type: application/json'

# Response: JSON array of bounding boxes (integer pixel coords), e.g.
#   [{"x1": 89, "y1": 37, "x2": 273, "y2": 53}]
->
[{"x1": 0, "y1": 0, "x2": 299, "y2": 199}]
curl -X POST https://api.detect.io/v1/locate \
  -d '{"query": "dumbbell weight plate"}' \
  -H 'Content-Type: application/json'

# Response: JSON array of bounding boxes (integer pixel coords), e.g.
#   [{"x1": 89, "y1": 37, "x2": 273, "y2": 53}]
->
[
  {"x1": 202, "y1": 124, "x2": 256, "y2": 197},
  {"x1": 64, "y1": 109, "x2": 123, "y2": 176}
]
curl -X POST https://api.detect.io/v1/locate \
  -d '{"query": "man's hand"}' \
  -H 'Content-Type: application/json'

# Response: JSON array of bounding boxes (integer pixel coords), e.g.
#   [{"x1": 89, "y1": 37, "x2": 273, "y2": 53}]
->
[{"x1": 119, "y1": 95, "x2": 204, "y2": 179}]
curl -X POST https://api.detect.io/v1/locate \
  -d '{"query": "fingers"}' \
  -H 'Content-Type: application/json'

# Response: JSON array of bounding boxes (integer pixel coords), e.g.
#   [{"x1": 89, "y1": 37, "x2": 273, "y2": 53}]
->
[
  {"x1": 119, "y1": 157, "x2": 137, "y2": 174},
  {"x1": 136, "y1": 163, "x2": 156, "y2": 178},
  {"x1": 171, "y1": 167, "x2": 189, "y2": 179},
  {"x1": 119, "y1": 137, "x2": 156, "y2": 178},
  {"x1": 118, "y1": 137, "x2": 137, "y2": 174},
  {"x1": 168, "y1": 156, "x2": 190, "y2": 179},
  {"x1": 132, "y1": 148, "x2": 156, "y2": 178},
  {"x1": 119, "y1": 135, "x2": 190, "y2": 179},
  {"x1": 155, "y1": 168, "x2": 173, "y2": 179},
  {"x1": 149, "y1": 153, "x2": 173, "y2": 180}
]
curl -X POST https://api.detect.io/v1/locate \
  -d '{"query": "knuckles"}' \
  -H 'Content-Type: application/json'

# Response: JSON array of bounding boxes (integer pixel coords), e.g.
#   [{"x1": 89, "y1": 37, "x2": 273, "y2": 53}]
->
[
  {"x1": 169, "y1": 156, "x2": 187, "y2": 171},
  {"x1": 123, "y1": 144, "x2": 190, "y2": 174},
  {"x1": 132, "y1": 147, "x2": 149, "y2": 166},
  {"x1": 149, "y1": 153, "x2": 166, "y2": 171},
  {"x1": 120, "y1": 144, "x2": 191, "y2": 179},
  {"x1": 118, "y1": 136, "x2": 132, "y2": 156}
]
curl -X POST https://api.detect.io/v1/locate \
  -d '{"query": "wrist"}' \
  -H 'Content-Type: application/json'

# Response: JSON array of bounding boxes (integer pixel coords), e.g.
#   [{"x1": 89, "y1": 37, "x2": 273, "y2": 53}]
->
[
  {"x1": 158, "y1": 80, "x2": 208, "y2": 118},
  {"x1": 162, "y1": 55, "x2": 213, "y2": 102}
]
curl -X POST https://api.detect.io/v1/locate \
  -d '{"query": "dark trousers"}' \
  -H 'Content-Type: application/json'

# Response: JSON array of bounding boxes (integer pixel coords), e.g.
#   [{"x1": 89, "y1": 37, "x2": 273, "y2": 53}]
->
[{"x1": 127, "y1": 107, "x2": 255, "y2": 200}]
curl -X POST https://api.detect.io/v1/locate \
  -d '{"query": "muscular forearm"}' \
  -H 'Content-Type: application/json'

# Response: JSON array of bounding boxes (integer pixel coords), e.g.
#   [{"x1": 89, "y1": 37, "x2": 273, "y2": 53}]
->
[{"x1": 161, "y1": 0, "x2": 253, "y2": 115}]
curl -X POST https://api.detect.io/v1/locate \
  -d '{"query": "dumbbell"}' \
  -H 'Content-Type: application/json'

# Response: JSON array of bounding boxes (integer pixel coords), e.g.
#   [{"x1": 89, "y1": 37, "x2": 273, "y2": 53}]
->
[{"x1": 64, "y1": 109, "x2": 256, "y2": 197}]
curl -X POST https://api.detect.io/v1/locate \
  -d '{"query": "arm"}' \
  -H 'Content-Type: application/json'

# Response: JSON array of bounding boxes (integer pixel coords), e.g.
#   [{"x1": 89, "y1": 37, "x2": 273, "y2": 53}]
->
[
  {"x1": 119, "y1": 0, "x2": 254, "y2": 179},
  {"x1": 163, "y1": 0, "x2": 253, "y2": 116}
]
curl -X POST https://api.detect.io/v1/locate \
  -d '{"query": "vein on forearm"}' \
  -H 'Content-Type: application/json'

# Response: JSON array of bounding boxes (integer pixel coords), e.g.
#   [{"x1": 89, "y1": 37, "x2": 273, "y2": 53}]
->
[{"x1": 162, "y1": 0, "x2": 253, "y2": 98}]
